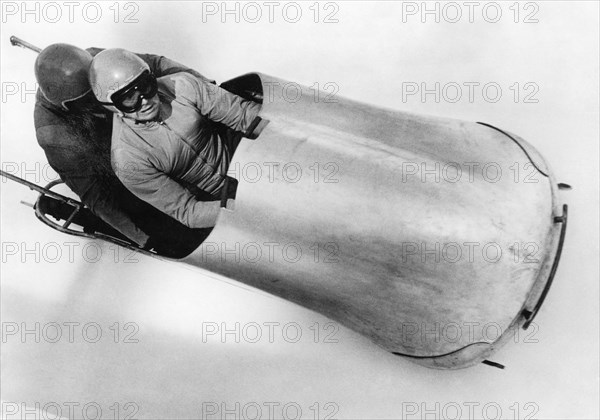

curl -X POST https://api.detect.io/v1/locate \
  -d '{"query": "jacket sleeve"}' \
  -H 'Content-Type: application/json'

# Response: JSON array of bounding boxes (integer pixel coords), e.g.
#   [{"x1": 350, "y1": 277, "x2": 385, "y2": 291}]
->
[
  {"x1": 113, "y1": 149, "x2": 222, "y2": 229},
  {"x1": 35, "y1": 123, "x2": 150, "y2": 246},
  {"x1": 178, "y1": 73, "x2": 261, "y2": 135}
]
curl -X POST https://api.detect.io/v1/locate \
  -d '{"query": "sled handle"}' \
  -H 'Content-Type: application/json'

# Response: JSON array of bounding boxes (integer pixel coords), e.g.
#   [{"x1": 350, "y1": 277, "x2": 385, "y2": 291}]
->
[
  {"x1": 1, "y1": 170, "x2": 82, "y2": 207},
  {"x1": 10, "y1": 36, "x2": 42, "y2": 53}
]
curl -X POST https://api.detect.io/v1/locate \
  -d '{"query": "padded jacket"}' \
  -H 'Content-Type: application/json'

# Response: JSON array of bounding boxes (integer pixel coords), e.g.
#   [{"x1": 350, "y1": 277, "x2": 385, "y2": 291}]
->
[{"x1": 111, "y1": 72, "x2": 261, "y2": 229}]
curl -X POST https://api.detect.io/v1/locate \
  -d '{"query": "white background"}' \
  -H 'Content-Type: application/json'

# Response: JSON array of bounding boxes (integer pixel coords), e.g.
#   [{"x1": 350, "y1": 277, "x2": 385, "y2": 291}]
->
[{"x1": 1, "y1": 1, "x2": 598, "y2": 419}]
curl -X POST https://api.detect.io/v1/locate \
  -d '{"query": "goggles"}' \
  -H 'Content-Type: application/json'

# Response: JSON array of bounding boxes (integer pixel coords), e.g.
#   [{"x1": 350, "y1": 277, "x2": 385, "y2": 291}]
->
[{"x1": 103, "y1": 70, "x2": 158, "y2": 113}]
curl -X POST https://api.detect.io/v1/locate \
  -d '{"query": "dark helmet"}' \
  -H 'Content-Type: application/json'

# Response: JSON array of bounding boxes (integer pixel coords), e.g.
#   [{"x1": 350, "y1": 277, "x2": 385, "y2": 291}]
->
[{"x1": 34, "y1": 43, "x2": 93, "y2": 110}]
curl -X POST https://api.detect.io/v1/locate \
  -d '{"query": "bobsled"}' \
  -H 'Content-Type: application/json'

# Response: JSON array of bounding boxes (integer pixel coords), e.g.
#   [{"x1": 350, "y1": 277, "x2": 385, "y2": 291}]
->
[{"x1": 4, "y1": 73, "x2": 569, "y2": 370}]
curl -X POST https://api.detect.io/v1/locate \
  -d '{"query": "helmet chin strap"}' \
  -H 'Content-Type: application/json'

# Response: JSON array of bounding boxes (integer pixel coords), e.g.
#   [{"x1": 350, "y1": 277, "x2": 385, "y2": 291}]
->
[{"x1": 120, "y1": 111, "x2": 154, "y2": 125}]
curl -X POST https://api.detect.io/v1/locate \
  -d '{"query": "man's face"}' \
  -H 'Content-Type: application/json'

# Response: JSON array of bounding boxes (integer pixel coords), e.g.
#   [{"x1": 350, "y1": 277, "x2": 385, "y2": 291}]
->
[
  {"x1": 123, "y1": 94, "x2": 161, "y2": 121},
  {"x1": 110, "y1": 71, "x2": 160, "y2": 121}
]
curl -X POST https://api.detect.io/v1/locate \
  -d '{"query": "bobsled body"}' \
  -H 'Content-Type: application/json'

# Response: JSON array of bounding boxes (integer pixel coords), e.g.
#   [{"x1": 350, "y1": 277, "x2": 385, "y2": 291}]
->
[{"x1": 179, "y1": 73, "x2": 566, "y2": 369}]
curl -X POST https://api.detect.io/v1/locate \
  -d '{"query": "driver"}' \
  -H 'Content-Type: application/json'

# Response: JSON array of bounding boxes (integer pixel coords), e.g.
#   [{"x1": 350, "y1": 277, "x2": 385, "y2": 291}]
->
[{"x1": 88, "y1": 48, "x2": 262, "y2": 229}]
